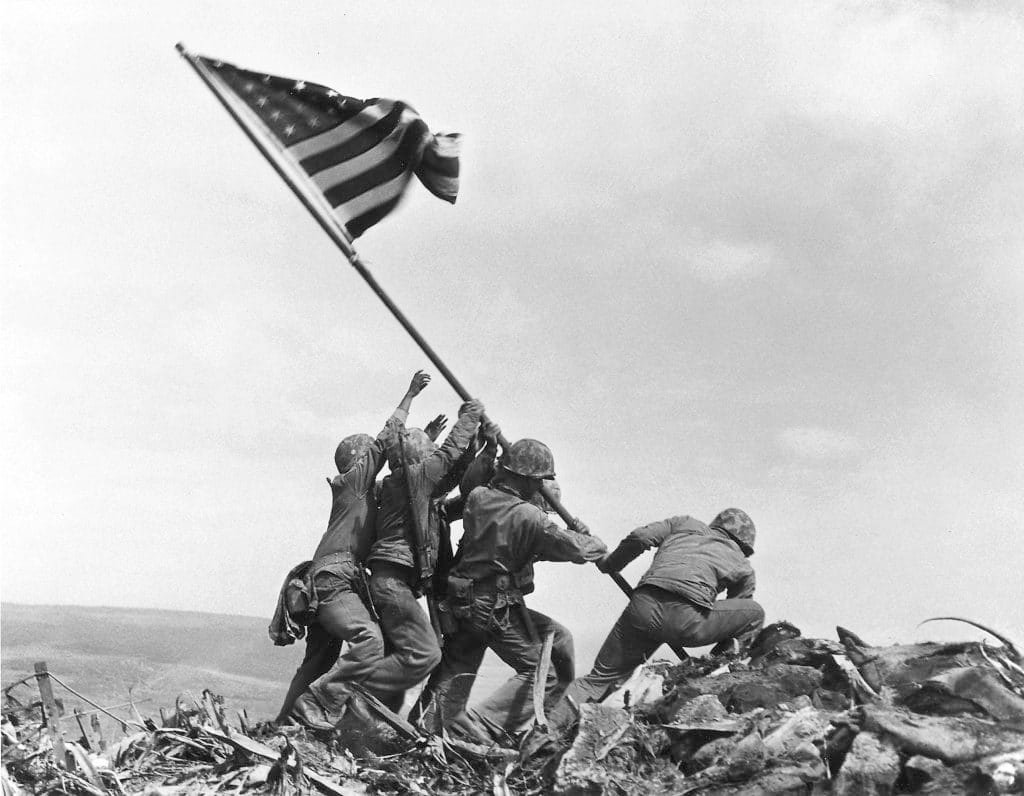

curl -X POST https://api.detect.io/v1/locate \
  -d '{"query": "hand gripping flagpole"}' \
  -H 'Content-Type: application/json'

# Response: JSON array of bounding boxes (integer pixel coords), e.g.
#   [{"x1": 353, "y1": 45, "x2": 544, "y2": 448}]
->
[{"x1": 176, "y1": 45, "x2": 660, "y2": 620}]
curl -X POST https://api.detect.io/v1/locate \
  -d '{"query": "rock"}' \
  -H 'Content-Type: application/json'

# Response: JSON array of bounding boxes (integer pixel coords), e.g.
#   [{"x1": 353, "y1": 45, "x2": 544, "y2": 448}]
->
[
  {"x1": 603, "y1": 668, "x2": 665, "y2": 709},
  {"x1": 861, "y1": 704, "x2": 1024, "y2": 763},
  {"x1": 977, "y1": 750, "x2": 1024, "y2": 795},
  {"x1": 833, "y1": 731, "x2": 900, "y2": 795},
  {"x1": 724, "y1": 665, "x2": 823, "y2": 713},
  {"x1": 690, "y1": 736, "x2": 737, "y2": 772},
  {"x1": 724, "y1": 732, "x2": 768, "y2": 781},
  {"x1": 905, "y1": 666, "x2": 1024, "y2": 722},
  {"x1": 839, "y1": 637, "x2": 992, "y2": 697},
  {"x1": 554, "y1": 704, "x2": 635, "y2": 795},
  {"x1": 662, "y1": 694, "x2": 743, "y2": 733},
  {"x1": 901, "y1": 755, "x2": 948, "y2": 791},
  {"x1": 763, "y1": 706, "x2": 830, "y2": 761}
]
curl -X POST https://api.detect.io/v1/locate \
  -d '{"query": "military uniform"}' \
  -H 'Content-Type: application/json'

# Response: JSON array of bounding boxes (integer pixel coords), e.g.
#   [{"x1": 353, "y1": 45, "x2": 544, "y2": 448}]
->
[
  {"x1": 360, "y1": 408, "x2": 482, "y2": 710},
  {"x1": 427, "y1": 482, "x2": 607, "y2": 733},
  {"x1": 549, "y1": 514, "x2": 764, "y2": 729},
  {"x1": 276, "y1": 410, "x2": 406, "y2": 724}
]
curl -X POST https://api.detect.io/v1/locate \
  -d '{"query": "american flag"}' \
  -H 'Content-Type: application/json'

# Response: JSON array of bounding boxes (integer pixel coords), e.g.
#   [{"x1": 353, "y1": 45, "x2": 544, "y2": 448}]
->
[{"x1": 199, "y1": 56, "x2": 460, "y2": 239}]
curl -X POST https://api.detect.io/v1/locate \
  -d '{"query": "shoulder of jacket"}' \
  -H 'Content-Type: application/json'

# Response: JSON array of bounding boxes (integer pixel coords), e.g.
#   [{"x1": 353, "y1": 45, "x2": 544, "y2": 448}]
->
[{"x1": 665, "y1": 516, "x2": 710, "y2": 533}]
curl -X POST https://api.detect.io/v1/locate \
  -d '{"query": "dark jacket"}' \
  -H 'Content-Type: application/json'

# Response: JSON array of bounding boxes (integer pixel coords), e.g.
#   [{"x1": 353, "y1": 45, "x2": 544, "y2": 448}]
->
[
  {"x1": 450, "y1": 483, "x2": 607, "y2": 595},
  {"x1": 312, "y1": 409, "x2": 406, "y2": 563},
  {"x1": 602, "y1": 515, "x2": 755, "y2": 610},
  {"x1": 368, "y1": 412, "x2": 480, "y2": 572}
]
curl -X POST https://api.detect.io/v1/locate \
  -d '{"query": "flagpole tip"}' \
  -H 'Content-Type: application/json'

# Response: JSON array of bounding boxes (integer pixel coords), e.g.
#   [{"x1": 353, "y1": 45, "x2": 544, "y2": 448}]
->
[{"x1": 175, "y1": 42, "x2": 188, "y2": 55}]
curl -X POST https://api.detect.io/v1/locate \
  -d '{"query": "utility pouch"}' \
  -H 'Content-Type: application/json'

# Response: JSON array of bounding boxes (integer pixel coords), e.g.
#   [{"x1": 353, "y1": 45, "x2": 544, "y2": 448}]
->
[
  {"x1": 447, "y1": 575, "x2": 475, "y2": 619},
  {"x1": 284, "y1": 577, "x2": 312, "y2": 623},
  {"x1": 437, "y1": 600, "x2": 460, "y2": 635}
]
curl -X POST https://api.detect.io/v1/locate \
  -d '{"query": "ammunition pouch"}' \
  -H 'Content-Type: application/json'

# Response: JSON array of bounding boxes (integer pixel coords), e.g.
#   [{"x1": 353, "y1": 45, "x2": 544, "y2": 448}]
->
[{"x1": 446, "y1": 576, "x2": 475, "y2": 619}]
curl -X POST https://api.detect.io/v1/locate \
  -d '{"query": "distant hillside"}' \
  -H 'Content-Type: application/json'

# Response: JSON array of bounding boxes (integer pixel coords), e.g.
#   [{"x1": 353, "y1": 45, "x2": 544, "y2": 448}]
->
[
  {"x1": 1, "y1": 603, "x2": 305, "y2": 722},
  {"x1": 2, "y1": 602, "x2": 613, "y2": 734}
]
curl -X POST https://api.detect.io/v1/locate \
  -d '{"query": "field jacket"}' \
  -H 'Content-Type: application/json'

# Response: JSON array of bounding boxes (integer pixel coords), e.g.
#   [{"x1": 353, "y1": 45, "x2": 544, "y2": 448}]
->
[
  {"x1": 368, "y1": 412, "x2": 480, "y2": 575},
  {"x1": 602, "y1": 515, "x2": 755, "y2": 610},
  {"x1": 450, "y1": 483, "x2": 608, "y2": 597},
  {"x1": 312, "y1": 408, "x2": 407, "y2": 563}
]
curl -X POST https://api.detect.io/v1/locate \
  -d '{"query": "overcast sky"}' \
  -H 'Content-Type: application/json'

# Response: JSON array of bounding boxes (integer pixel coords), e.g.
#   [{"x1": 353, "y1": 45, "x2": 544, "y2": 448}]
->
[{"x1": 2, "y1": 1, "x2": 1022, "y2": 663}]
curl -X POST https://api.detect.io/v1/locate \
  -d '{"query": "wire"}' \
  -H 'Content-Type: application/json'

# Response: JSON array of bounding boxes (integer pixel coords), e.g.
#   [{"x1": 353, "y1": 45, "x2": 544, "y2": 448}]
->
[{"x1": 35, "y1": 670, "x2": 148, "y2": 731}]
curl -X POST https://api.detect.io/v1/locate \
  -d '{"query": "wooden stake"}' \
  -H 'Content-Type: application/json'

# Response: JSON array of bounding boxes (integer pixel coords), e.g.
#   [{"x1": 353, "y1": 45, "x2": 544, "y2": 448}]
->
[
  {"x1": 90, "y1": 713, "x2": 106, "y2": 752},
  {"x1": 34, "y1": 662, "x2": 67, "y2": 769},
  {"x1": 73, "y1": 708, "x2": 92, "y2": 750}
]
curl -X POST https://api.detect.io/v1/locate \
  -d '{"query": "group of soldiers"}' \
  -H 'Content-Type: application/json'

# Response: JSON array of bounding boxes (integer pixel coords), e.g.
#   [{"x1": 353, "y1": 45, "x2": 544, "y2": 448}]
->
[{"x1": 270, "y1": 371, "x2": 766, "y2": 743}]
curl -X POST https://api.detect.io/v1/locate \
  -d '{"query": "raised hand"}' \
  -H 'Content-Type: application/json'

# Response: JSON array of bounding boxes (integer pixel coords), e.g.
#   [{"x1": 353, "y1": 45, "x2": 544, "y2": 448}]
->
[
  {"x1": 407, "y1": 370, "x2": 431, "y2": 397},
  {"x1": 424, "y1": 414, "x2": 449, "y2": 441}
]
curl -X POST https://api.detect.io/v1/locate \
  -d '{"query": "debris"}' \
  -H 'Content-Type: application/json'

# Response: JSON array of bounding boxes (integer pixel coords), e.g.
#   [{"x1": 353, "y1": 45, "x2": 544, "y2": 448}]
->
[
  {"x1": 832, "y1": 731, "x2": 900, "y2": 795},
  {"x1": 5, "y1": 624, "x2": 1024, "y2": 794},
  {"x1": 532, "y1": 632, "x2": 555, "y2": 731}
]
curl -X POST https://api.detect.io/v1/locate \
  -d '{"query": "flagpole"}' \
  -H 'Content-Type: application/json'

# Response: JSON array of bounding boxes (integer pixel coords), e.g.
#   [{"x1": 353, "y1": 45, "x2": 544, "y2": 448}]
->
[{"x1": 175, "y1": 44, "x2": 645, "y2": 610}]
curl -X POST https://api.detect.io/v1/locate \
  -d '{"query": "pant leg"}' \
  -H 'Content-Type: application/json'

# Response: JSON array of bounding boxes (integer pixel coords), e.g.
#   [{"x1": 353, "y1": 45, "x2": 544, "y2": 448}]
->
[
  {"x1": 548, "y1": 590, "x2": 663, "y2": 731},
  {"x1": 471, "y1": 606, "x2": 568, "y2": 732},
  {"x1": 544, "y1": 622, "x2": 577, "y2": 708},
  {"x1": 275, "y1": 623, "x2": 342, "y2": 722},
  {"x1": 414, "y1": 626, "x2": 489, "y2": 732},
  {"x1": 312, "y1": 589, "x2": 386, "y2": 714},
  {"x1": 664, "y1": 596, "x2": 765, "y2": 650},
  {"x1": 359, "y1": 567, "x2": 442, "y2": 707}
]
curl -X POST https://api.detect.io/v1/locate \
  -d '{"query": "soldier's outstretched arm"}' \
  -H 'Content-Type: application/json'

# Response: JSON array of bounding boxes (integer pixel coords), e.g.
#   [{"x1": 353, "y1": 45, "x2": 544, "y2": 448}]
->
[
  {"x1": 349, "y1": 371, "x2": 432, "y2": 492},
  {"x1": 423, "y1": 399, "x2": 484, "y2": 486},
  {"x1": 397, "y1": 369, "x2": 431, "y2": 414},
  {"x1": 532, "y1": 515, "x2": 608, "y2": 564},
  {"x1": 597, "y1": 517, "x2": 676, "y2": 573}
]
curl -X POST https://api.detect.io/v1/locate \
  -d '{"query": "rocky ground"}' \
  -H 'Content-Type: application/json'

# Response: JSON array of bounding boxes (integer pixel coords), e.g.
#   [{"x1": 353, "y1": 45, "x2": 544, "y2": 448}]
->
[{"x1": 4, "y1": 619, "x2": 1023, "y2": 795}]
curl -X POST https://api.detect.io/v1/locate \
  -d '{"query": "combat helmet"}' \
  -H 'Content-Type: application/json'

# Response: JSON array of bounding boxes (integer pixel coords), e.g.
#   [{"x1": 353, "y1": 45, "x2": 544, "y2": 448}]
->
[
  {"x1": 387, "y1": 428, "x2": 437, "y2": 470},
  {"x1": 335, "y1": 434, "x2": 374, "y2": 473},
  {"x1": 501, "y1": 439, "x2": 556, "y2": 479},
  {"x1": 710, "y1": 508, "x2": 756, "y2": 556}
]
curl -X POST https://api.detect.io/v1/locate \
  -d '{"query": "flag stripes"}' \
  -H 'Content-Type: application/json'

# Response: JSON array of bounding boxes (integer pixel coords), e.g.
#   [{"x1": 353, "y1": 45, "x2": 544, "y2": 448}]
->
[{"x1": 198, "y1": 56, "x2": 460, "y2": 239}]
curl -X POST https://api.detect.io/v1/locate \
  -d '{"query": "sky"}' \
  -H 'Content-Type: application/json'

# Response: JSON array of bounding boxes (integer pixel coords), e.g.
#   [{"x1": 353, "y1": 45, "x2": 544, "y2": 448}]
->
[{"x1": 2, "y1": 0, "x2": 1022, "y2": 665}]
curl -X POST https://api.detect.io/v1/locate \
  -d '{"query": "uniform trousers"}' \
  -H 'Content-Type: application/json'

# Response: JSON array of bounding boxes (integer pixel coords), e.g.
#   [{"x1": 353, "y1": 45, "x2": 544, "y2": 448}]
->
[
  {"x1": 428, "y1": 593, "x2": 574, "y2": 732},
  {"x1": 278, "y1": 563, "x2": 384, "y2": 723},
  {"x1": 549, "y1": 585, "x2": 764, "y2": 729}
]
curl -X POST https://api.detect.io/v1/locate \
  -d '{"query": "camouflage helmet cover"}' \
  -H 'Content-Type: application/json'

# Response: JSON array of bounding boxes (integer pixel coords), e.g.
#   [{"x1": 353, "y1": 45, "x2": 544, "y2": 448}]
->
[
  {"x1": 387, "y1": 428, "x2": 438, "y2": 470},
  {"x1": 710, "y1": 508, "x2": 756, "y2": 554},
  {"x1": 335, "y1": 433, "x2": 374, "y2": 473},
  {"x1": 501, "y1": 438, "x2": 556, "y2": 479},
  {"x1": 529, "y1": 479, "x2": 561, "y2": 513}
]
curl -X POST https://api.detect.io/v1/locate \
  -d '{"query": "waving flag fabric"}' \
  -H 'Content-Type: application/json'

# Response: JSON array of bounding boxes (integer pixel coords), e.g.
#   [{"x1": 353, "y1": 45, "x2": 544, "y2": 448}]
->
[{"x1": 198, "y1": 56, "x2": 460, "y2": 238}]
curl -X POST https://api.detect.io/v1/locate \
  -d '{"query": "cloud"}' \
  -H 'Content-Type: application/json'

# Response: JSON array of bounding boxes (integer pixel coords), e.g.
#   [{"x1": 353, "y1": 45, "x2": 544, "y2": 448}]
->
[
  {"x1": 778, "y1": 426, "x2": 864, "y2": 460},
  {"x1": 686, "y1": 240, "x2": 775, "y2": 282}
]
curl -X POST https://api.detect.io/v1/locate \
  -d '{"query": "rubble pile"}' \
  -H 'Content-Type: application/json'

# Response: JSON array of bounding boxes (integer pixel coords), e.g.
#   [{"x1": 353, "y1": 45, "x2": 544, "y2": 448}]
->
[{"x1": 3, "y1": 620, "x2": 1023, "y2": 795}]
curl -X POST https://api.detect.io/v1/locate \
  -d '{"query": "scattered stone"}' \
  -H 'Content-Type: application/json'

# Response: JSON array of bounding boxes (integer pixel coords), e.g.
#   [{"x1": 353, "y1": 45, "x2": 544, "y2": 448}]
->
[
  {"x1": 553, "y1": 704, "x2": 636, "y2": 795},
  {"x1": 901, "y1": 754, "x2": 948, "y2": 791},
  {"x1": 833, "y1": 731, "x2": 900, "y2": 795}
]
